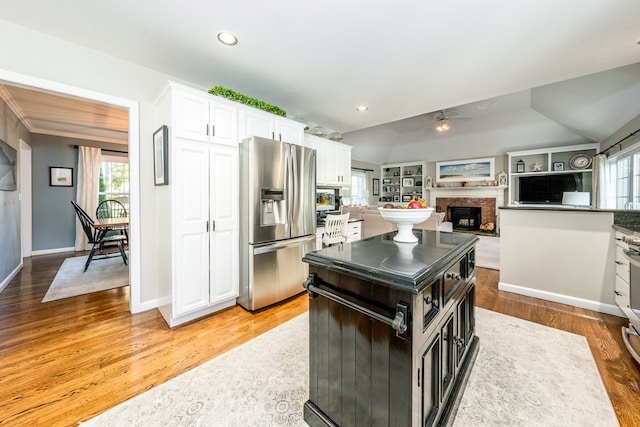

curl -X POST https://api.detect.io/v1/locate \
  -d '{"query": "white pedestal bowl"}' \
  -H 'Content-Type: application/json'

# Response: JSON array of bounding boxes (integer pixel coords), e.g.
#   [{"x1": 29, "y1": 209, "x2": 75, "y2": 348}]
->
[{"x1": 378, "y1": 207, "x2": 434, "y2": 243}]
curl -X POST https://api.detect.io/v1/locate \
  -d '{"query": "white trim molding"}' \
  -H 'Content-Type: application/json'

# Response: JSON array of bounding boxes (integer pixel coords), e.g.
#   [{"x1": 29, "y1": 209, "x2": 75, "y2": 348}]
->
[{"x1": 499, "y1": 281, "x2": 624, "y2": 317}]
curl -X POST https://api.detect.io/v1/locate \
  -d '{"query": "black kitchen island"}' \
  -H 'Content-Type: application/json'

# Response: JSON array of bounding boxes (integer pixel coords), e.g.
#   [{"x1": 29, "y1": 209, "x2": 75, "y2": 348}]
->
[{"x1": 302, "y1": 230, "x2": 479, "y2": 427}]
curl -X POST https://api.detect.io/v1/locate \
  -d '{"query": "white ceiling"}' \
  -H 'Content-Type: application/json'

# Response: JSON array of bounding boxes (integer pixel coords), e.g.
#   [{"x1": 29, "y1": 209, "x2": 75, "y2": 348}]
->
[{"x1": 0, "y1": 1, "x2": 639, "y2": 158}]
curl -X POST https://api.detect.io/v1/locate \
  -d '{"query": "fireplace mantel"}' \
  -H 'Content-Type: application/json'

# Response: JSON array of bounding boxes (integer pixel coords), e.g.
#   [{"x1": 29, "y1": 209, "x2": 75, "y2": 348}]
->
[
  {"x1": 428, "y1": 186, "x2": 507, "y2": 206},
  {"x1": 428, "y1": 186, "x2": 507, "y2": 233}
]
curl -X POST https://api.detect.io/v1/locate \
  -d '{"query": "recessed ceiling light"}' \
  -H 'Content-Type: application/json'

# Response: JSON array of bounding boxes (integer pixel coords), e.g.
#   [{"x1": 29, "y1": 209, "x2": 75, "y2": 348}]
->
[
  {"x1": 217, "y1": 31, "x2": 238, "y2": 46},
  {"x1": 356, "y1": 106, "x2": 368, "y2": 112}
]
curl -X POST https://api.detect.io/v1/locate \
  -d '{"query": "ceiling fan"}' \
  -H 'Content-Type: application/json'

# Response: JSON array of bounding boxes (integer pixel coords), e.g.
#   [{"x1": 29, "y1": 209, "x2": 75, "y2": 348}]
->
[{"x1": 434, "y1": 110, "x2": 470, "y2": 132}]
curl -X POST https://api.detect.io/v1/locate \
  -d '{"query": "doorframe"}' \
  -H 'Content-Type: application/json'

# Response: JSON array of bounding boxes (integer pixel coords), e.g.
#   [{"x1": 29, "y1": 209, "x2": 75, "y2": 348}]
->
[
  {"x1": 0, "y1": 70, "x2": 143, "y2": 313},
  {"x1": 19, "y1": 138, "x2": 32, "y2": 258}
]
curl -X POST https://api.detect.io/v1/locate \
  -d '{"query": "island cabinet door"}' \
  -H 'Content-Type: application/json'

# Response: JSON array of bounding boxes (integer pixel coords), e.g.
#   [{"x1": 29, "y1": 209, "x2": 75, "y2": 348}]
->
[
  {"x1": 456, "y1": 283, "x2": 476, "y2": 367},
  {"x1": 305, "y1": 271, "x2": 413, "y2": 427},
  {"x1": 420, "y1": 333, "x2": 441, "y2": 427}
]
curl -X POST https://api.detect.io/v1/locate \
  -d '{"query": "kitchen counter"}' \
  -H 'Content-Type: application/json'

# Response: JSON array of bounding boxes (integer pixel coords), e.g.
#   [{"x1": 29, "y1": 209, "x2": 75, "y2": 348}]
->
[{"x1": 303, "y1": 230, "x2": 477, "y2": 294}]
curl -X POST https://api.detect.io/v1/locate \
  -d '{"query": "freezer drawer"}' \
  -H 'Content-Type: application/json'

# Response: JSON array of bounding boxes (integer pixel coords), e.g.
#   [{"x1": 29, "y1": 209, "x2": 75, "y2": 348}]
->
[{"x1": 239, "y1": 236, "x2": 316, "y2": 311}]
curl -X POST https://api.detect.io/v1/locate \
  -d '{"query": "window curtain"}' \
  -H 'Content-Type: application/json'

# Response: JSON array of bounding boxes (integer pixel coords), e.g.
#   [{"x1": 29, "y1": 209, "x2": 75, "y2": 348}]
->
[
  {"x1": 74, "y1": 146, "x2": 101, "y2": 251},
  {"x1": 365, "y1": 170, "x2": 373, "y2": 206},
  {"x1": 592, "y1": 153, "x2": 607, "y2": 209}
]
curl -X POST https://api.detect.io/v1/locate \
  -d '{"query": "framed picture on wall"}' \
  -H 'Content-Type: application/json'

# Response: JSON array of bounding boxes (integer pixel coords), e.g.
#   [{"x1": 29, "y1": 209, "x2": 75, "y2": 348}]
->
[
  {"x1": 373, "y1": 178, "x2": 380, "y2": 196},
  {"x1": 436, "y1": 157, "x2": 495, "y2": 182},
  {"x1": 153, "y1": 125, "x2": 169, "y2": 186},
  {"x1": 553, "y1": 162, "x2": 564, "y2": 171},
  {"x1": 49, "y1": 167, "x2": 73, "y2": 187},
  {"x1": 0, "y1": 139, "x2": 17, "y2": 191}
]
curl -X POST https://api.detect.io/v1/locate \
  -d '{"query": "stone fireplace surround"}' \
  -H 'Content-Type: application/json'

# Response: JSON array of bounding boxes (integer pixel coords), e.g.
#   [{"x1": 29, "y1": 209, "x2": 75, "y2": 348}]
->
[{"x1": 428, "y1": 186, "x2": 506, "y2": 233}]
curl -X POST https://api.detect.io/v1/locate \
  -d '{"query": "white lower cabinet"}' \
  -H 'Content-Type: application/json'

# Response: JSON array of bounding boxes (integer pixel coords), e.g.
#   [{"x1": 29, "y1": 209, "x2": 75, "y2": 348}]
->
[
  {"x1": 163, "y1": 139, "x2": 239, "y2": 326},
  {"x1": 615, "y1": 231, "x2": 632, "y2": 319}
]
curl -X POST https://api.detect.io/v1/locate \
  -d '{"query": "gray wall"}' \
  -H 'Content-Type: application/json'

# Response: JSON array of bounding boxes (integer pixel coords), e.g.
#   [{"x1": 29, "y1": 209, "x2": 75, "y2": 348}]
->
[
  {"x1": 0, "y1": 96, "x2": 29, "y2": 286},
  {"x1": 30, "y1": 135, "x2": 78, "y2": 251}
]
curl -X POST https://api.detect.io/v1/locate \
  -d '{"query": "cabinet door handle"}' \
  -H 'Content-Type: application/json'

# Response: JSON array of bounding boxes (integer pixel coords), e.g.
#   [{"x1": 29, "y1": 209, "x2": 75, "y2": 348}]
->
[
  {"x1": 206, "y1": 123, "x2": 209, "y2": 136},
  {"x1": 614, "y1": 290, "x2": 623, "y2": 296},
  {"x1": 206, "y1": 221, "x2": 209, "y2": 232},
  {"x1": 211, "y1": 220, "x2": 216, "y2": 231},
  {"x1": 211, "y1": 124, "x2": 215, "y2": 137},
  {"x1": 615, "y1": 261, "x2": 625, "y2": 265}
]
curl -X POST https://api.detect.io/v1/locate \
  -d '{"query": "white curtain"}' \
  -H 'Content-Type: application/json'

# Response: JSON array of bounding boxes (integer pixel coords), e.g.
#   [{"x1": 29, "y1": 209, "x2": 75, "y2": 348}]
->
[
  {"x1": 74, "y1": 146, "x2": 101, "y2": 251},
  {"x1": 592, "y1": 153, "x2": 607, "y2": 209},
  {"x1": 365, "y1": 170, "x2": 373, "y2": 206}
]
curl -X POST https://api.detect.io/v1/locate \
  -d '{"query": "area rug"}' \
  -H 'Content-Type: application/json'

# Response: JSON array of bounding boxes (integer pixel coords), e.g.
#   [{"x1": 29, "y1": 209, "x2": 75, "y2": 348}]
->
[
  {"x1": 42, "y1": 254, "x2": 129, "y2": 302},
  {"x1": 475, "y1": 235, "x2": 500, "y2": 270},
  {"x1": 81, "y1": 308, "x2": 618, "y2": 427}
]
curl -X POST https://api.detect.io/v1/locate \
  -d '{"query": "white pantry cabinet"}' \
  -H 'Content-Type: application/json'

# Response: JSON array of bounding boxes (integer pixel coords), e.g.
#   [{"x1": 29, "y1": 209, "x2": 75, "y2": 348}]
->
[
  {"x1": 172, "y1": 140, "x2": 239, "y2": 315},
  {"x1": 238, "y1": 108, "x2": 305, "y2": 144},
  {"x1": 305, "y1": 134, "x2": 352, "y2": 187},
  {"x1": 154, "y1": 82, "x2": 239, "y2": 327}
]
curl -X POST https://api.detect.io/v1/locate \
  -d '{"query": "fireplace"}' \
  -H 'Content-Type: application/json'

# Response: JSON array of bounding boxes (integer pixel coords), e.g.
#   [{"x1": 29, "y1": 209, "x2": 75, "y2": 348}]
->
[{"x1": 449, "y1": 206, "x2": 481, "y2": 231}]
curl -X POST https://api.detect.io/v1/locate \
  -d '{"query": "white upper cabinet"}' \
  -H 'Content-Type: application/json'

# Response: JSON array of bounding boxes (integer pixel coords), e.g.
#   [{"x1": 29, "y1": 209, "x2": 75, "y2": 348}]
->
[
  {"x1": 305, "y1": 134, "x2": 352, "y2": 187},
  {"x1": 239, "y1": 108, "x2": 304, "y2": 144},
  {"x1": 174, "y1": 89, "x2": 238, "y2": 146}
]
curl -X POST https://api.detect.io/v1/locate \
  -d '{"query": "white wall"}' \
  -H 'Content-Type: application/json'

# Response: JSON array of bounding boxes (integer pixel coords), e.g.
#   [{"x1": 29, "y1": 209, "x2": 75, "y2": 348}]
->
[
  {"x1": 499, "y1": 208, "x2": 617, "y2": 314},
  {"x1": 0, "y1": 20, "x2": 209, "y2": 305}
]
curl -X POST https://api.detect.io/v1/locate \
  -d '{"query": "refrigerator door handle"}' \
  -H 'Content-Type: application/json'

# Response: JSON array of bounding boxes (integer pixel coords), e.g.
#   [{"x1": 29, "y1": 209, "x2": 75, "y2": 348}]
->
[{"x1": 253, "y1": 235, "x2": 316, "y2": 255}]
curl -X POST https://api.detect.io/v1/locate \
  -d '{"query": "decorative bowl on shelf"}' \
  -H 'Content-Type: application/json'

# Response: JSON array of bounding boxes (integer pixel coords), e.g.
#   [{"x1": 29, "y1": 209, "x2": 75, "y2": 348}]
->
[{"x1": 378, "y1": 207, "x2": 434, "y2": 243}]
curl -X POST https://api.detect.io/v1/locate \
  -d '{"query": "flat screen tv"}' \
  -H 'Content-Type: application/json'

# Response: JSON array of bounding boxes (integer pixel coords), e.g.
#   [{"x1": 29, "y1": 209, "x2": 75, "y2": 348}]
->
[
  {"x1": 316, "y1": 188, "x2": 336, "y2": 212},
  {"x1": 518, "y1": 173, "x2": 583, "y2": 204}
]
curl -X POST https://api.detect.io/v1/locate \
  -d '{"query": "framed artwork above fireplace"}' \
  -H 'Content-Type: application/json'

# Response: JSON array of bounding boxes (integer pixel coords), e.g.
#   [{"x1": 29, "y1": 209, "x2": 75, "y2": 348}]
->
[{"x1": 436, "y1": 157, "x2": 495, "y2": 183}]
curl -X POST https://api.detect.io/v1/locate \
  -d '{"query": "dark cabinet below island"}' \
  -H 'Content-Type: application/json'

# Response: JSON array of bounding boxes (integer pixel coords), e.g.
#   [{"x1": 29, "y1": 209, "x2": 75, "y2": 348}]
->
[{"x1": 302, "y1": 230, "x2": 479, "y2": 427}]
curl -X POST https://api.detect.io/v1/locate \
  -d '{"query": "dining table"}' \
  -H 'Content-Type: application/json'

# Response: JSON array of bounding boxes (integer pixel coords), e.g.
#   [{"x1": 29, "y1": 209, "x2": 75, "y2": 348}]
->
[{"x1": 93, "y1": 217, "x2": 129, "y2": 240}]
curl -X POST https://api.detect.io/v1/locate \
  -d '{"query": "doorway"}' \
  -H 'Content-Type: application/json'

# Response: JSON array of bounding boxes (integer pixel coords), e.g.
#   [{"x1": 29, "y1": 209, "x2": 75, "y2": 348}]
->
[{"x1": 0, "y1": 70, "x2": 142, "y2": 313}]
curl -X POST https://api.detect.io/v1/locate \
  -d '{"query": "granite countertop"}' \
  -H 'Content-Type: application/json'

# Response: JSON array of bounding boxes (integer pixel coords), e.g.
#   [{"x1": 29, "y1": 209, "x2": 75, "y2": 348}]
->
[
  {"x1": 613, "y1": 224, "x2": 640, "y2": 235},
  {"x1": 303, "y1": 230, "x2": 477, "y2": 294}
]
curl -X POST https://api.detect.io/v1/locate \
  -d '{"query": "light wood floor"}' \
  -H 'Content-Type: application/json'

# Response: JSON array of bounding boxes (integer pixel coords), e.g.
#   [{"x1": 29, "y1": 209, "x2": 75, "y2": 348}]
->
[{"x1": 1, "y1": 253, "x2": 639, "y2": 426}]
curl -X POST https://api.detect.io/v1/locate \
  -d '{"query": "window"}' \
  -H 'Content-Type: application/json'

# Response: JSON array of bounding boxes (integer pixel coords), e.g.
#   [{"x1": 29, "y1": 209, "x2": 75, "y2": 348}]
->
[
  {"x1": 99, "y1": 155, "x2": 129, "y2": 209},
  {"x1": 606, "y1": 142, "x2": 640, "y2": 209},
  {"x1": 350, "y1": 169, "x2": 367, "y2": 206}
]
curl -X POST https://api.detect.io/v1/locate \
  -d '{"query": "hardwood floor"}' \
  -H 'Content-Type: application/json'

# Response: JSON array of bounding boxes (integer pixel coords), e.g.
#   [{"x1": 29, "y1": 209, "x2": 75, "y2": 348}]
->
[{"x1": 0, "y1": 253, "x2": 638, "y2": 426}]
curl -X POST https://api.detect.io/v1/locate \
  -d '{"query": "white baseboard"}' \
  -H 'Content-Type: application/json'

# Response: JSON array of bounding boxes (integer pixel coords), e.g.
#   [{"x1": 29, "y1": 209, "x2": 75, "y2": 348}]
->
[
  {"x1": 32, "y1": 247, "x2": 76, "y2": 256},
  {"x1": 0, "y1": 262, "x2": 23, "y2": 293},
  {"x1": 498, "y1": 281, "x2": 624, "y2": 317}
]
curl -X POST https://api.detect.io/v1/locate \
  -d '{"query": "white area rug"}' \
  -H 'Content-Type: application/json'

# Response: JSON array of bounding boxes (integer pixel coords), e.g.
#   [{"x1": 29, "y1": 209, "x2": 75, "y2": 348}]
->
[
  {"x1": 82, "y1": 308, "x2": 618, "y2": 427},
  {"x1": 42, "y1": 254, "x2": 129, "y2": 302},
  {"x1": 475, "y1": 235, "x2": 500, "y2": 270}
]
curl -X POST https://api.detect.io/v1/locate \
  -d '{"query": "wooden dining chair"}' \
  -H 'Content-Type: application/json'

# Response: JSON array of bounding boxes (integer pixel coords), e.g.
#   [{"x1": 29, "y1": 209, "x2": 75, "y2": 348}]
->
[
  {"x1": 96, "y1": 199, "x2": 129, "y2": 243},
  {"x1": 72, "y1": 201, "x2": 128, "y2": 272}
]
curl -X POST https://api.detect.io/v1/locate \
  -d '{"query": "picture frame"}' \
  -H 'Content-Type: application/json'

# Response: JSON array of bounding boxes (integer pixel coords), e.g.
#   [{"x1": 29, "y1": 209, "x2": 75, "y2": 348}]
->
[
  {"x1": 393, "y1": 195, "x2": 400, "y2": 202},
  {"x1": 0, "y1": 139, "x2": 17, "y2": 191},
  {"x1": 372, "y1": 178, "x2": 380, "y2": 196},
  {"x1": 402, "y1": 195, "x2": 412, "y2": 202},
  {"x1": 425, "y1": 176, "x2": 433, "y2": 188},
  {"x1": 49, "y1": 167, "x2": 73, "y2": 187},
  {"x1": 153, "y1": 125, "x2": 169, "y2": 186},
  {"x1": 436, "y1": 157, "x2": 495, "y2": 183},
  {"x1": 553, "y1": 161, "x2": 564, "y2": 171},
  {"x1": 383, "y1": 178, "x2": 391, "y2": 184},
  {"x1": 498, "y1": 171, "x2": 508, "y2": 186},
  {"x1": 402, "y1": 177, "x2": 414, "y2": 187}
]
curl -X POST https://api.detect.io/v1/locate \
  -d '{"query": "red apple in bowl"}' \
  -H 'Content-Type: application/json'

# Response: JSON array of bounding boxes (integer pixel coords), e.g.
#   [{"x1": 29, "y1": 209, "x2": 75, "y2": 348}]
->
[{"x1": 407, "y1": 199, "x2": 423, "y2": 209}]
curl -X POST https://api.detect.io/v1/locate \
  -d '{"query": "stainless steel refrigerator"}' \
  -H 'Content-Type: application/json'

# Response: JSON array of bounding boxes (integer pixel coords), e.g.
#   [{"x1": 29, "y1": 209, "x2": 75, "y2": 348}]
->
[{"x1": 238, "y1": 136, "x2": 316, "y2": 311}]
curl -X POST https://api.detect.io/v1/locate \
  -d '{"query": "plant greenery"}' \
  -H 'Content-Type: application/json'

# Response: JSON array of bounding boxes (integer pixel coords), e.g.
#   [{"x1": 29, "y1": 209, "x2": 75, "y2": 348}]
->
[{"x1": 208, "y1": 86, "x2": 287, "y2": 117}]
